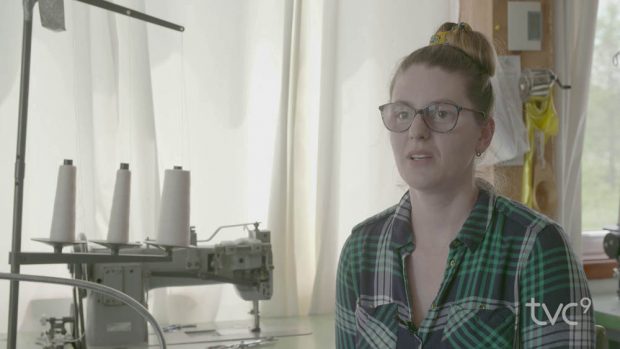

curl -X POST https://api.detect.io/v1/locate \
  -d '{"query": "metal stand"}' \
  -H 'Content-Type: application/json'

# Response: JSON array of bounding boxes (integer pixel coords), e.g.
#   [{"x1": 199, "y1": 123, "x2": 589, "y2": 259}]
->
[
  {"x1": 7, "y1": 1, "x2": 183, "y2": 347},
  {"x1": 7, "y1": 2, "x2": 36, "y2": 347}
]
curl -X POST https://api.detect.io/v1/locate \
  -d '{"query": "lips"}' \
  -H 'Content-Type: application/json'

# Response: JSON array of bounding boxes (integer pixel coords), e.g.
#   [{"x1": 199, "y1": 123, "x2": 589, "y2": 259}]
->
[{"x1": 407, "y1": 151, "x2": 433, "y2": 160}]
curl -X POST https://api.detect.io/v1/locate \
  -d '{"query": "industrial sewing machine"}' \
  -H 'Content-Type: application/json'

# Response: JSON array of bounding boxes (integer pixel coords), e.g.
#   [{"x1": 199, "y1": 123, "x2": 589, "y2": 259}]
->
[
  {"x1": 80, "y1": 223, "x2": 273, "y2": 347},
  {"x1": 4, "y1": 2, "x2": 279, "y2": 348}
]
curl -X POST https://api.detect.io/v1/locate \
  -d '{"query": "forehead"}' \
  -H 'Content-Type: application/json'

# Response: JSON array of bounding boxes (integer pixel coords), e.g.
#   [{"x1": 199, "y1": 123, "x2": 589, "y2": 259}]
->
[{"x1": 392, "y1": 64, "x2": 469, "y2": 107}]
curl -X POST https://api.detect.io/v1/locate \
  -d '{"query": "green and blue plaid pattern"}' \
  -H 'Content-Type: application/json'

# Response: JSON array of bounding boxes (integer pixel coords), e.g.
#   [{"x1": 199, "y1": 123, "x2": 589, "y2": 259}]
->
[{"x1": 336, "y1": 188, "x2": 595, "y2": 348}]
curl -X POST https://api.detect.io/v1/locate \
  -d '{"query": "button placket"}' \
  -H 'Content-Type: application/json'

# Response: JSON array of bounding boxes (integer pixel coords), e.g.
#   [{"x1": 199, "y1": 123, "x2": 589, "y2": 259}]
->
[{"x1": 431, "y1": 247, "x2": 463, "y2": 311}]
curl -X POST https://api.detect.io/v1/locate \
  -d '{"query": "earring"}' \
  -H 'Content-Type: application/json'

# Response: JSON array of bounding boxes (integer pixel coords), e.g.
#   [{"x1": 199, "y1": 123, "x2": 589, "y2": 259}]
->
[{"x1": 475, "y1": 151, "x2": 482, "y2": 157}]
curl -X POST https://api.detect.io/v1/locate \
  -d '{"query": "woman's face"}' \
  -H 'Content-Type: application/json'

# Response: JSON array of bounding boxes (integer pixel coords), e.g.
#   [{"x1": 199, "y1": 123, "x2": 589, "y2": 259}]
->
[{"x1": 389, "y1": 64, "x2": 494, "y2": 192}]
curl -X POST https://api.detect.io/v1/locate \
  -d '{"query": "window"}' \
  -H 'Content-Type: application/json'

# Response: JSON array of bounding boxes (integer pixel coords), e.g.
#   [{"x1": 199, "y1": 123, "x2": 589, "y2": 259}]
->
[{"x1": 581, "y1": 0, "x2": 620, "y2": 261}]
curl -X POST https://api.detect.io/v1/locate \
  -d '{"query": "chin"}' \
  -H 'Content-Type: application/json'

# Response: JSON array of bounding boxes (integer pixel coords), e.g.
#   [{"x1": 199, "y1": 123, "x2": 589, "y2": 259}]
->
[{"x1": 403, "y1": 175, "x2": 443, "y2": 192}]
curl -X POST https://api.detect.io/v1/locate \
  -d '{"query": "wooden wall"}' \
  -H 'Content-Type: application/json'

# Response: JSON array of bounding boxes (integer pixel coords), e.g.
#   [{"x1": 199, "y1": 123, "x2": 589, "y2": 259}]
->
[{"x1": 461, "y1": 0, "x2": 558, "y2": 219}]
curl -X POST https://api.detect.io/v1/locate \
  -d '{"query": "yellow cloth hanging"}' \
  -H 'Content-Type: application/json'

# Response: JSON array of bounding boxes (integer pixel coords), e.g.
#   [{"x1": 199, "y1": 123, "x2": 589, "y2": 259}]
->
[{"x1": 521, "y1": 90, "x2": 559, "y2": 207}]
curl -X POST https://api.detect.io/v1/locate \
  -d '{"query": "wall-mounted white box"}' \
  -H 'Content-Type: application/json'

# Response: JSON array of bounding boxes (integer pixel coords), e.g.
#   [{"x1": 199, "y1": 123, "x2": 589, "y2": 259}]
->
[{"x1": 507, "y1": 1, "x2": 542, "y2": 51}]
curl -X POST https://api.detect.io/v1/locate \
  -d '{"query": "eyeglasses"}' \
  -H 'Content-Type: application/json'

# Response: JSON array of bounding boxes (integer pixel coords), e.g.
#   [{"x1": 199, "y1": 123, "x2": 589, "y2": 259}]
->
[{"x1": 378, "y1": 101, "x2": 486, "y2": 133}]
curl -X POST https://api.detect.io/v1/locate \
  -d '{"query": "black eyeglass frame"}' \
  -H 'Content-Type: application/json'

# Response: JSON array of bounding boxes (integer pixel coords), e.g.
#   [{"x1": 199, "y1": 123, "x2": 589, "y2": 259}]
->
[{"x1": 378, "y1": 101, "x2": 487, "y2": 134}]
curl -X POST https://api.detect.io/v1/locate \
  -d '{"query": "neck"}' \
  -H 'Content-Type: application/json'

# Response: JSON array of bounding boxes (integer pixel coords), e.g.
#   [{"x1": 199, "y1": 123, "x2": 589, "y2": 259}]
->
[{"x1": 409, "y1": 178, "x2": 479, "y2": 248}]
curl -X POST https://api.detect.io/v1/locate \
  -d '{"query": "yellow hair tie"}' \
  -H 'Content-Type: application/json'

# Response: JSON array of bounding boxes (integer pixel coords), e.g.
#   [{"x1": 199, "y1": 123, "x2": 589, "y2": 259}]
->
[
  {"x1": 429, "y1": 22, "x2": 472, "y2": 46},
  {"x1": 429, "y1": 31, "x2": 449, "y2": 45}
]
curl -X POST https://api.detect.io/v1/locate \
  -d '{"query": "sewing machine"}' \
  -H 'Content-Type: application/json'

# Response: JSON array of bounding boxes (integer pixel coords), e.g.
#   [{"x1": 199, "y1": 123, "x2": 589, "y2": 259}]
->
[
  {"x1": 82, "y1": 226, "x2": 273, "y2": 347},
  {"x1": 603, "y1": 224, "x2": 620, "y2": 297}
]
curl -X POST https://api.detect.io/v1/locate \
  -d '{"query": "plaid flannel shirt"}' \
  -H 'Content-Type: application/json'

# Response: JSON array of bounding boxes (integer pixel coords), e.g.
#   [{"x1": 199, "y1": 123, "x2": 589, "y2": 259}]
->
[{"x1": 335, "y1": 188, "x2": 595, "y2": 348}]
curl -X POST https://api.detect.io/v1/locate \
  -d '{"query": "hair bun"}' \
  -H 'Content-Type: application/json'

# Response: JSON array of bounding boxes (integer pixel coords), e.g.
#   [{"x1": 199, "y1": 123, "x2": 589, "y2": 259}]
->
[
  {"x1": 454, "y1": 22, "x2": 472, "y2": 32},
  {"x1": 431, "y1": 22, "x2": 496, "y2": 77}
]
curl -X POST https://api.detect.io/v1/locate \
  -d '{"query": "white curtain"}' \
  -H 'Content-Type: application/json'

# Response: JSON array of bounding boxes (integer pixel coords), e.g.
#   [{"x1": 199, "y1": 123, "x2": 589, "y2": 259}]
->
[
  {"x1": 291, "y1": 0, "x2": 459, "y2": 315},
  {"x1": 0, "y1": 0, "x2": 171, "y2": 330},
  {"x1": 553, "y1": 0, "x2": 599, "y2": 258},
  {"x1": 0, "y1": 0, "x2": 457, "y2": 331}
]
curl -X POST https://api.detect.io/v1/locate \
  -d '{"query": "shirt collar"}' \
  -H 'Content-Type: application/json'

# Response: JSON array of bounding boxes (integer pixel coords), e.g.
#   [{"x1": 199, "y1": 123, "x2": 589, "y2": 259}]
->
[
  {"x1": 454, "y1": 188, "x2": 494, "y2": 251},
  {"x1": 389, "y1": 187, "x2": 494, "y2": 252}
]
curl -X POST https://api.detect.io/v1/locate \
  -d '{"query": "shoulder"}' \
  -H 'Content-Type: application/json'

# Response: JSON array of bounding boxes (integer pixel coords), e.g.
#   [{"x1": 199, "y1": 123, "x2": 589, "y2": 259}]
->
[
  {"x1": 492, "y1": 194, "x2": 577, "y2": 266},
  {"x1": 352, "y1": 204, "x2": 397, "y2": 235},
  {"x1": 339, "y1": 204, "x2": 398, "y2": 254},
  {"x1": 493, "y1": 193, "x2": 556, "y2": 235}
]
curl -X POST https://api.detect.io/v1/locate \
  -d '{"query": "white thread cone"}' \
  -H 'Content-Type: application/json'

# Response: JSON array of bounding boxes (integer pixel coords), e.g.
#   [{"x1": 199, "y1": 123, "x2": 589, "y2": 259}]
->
[
  {"x1": 50, "y1": 159, "x2": 76, "y2": 242},
  {"x1": 156, "y1": 166, "x2": 190, "y2": 247},
  {"x1": 107, "y1": 163, "x2": 131, "y2": 244}
]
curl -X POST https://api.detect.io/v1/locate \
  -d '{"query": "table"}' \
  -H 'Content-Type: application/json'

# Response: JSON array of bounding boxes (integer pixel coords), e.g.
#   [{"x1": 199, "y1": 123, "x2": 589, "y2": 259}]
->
[
  {"x1": 3, "y1": 295, "x2": 617, "y2": 349},
  {"x1": 595, "y1": 293, "x2": 620, "y2": 348},
  {"x1": 0, "y1": 315, "x2": 335, "y2": 348}
]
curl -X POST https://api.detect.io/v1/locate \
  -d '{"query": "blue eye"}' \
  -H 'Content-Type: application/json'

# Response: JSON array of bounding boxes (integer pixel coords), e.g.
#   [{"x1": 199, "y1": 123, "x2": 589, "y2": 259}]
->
[
  {"x1": 428, "y1": 103, "x2": 457, "y2": 121},
  {"x1": 436, "y1": 110, "x2": 449, "y2": 119}
]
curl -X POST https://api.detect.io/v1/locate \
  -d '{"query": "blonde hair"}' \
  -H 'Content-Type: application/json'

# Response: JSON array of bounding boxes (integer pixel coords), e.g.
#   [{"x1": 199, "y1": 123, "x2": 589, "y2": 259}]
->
[{"x1": 390, "y1": 22, "x2": 497, "y2": 121}]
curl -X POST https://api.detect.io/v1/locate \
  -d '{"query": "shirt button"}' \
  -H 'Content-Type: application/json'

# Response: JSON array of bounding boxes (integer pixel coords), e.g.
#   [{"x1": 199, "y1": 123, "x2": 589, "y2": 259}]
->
[
  {"x1": 479, "y1": 304, "x2": 486, "y2": 310},
  {"x1": 449, "y1": 259, "x2": 456, "y2": 267}
]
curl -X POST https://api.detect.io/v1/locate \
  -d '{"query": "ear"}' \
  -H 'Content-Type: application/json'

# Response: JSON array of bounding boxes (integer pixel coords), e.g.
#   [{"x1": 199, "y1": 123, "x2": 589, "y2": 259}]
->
[{"x1": 477, "y1": 117, "x2": 495, "y2": 152}]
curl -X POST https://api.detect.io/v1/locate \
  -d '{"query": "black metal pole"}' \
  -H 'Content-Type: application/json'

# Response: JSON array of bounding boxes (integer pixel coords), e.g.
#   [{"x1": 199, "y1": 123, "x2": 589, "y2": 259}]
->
[
  {"x1": 7, "y1": 0, "x2": 36, "y2": 347},
  {"x1": 75, "y1": 0, "x2": 184, "y2": 32}
]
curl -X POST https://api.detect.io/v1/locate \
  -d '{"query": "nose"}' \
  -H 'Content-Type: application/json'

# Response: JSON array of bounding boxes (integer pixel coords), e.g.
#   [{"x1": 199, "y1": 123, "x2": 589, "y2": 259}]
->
[{"x1": 408, "y1": 111, "x2": 430, "y2": 139}]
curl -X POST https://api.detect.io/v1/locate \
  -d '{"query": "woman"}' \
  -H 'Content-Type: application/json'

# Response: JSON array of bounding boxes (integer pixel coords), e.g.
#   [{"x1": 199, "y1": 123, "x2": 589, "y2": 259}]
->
[{"x1": 335, "y1": 22, "x2": 595, "y2": 348}]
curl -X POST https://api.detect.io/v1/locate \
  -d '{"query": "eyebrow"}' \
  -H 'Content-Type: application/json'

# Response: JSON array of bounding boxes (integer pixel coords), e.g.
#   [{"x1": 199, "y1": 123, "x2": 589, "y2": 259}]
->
[{"x1": 391, "y1": 99, "x2": 459, "y2": 109}]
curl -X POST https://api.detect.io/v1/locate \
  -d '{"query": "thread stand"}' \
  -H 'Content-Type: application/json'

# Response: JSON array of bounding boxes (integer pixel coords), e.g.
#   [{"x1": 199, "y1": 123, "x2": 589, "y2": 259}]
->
[
  {"x1": 31, "y1": 238, "x2": 86, "y2": 254},
  {"x1": 89, "y1": 240, "x2": 142, "y2": 256}
]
